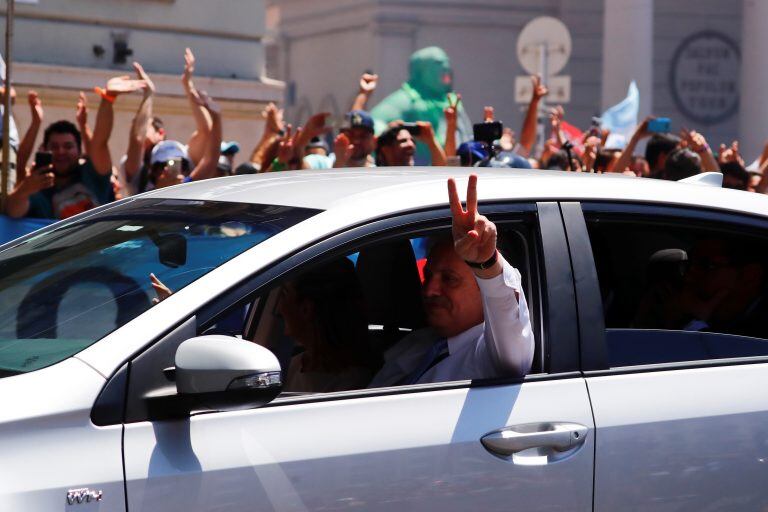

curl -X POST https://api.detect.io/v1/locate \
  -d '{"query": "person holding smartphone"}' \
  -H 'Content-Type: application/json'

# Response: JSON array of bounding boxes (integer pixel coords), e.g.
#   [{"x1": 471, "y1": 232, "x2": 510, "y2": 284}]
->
[
  {"x1": 375, "y1": 121, "x2": 447, "y2": 167},
  {"x1": 6, "y1": 75, "x2": 147, "y2": 219}
]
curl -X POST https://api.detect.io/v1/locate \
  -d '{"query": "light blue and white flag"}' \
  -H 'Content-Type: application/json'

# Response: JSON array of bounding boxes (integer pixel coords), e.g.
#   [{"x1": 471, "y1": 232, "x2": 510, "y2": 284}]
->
[{"x1": 600, "y1": 81, "x2": 639, "y2": 149}]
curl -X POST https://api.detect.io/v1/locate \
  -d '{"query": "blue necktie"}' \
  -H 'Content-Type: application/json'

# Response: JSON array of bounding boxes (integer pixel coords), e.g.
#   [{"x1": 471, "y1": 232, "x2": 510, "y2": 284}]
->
[{"x1": 402, "y1": 338, "x2": 449, "y2": 385}]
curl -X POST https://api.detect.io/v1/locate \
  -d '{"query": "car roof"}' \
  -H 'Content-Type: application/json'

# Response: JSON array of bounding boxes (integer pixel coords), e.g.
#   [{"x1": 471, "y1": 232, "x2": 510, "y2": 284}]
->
[{"x1": 143, "y1": 167, "x2": 768, "y2": 221}]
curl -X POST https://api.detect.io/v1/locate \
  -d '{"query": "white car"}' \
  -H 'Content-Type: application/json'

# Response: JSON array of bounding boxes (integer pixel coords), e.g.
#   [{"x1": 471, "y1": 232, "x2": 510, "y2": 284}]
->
[{"x1": 2, "y1": 168, "x2": 768, "y2": 511}]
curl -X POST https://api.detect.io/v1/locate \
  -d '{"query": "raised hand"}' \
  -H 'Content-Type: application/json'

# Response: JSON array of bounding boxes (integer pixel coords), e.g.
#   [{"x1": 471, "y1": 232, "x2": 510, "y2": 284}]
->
[
  {"x1": 447, "y1": 174, "x2": 497, "y2": 265},
  {"x1": 28, "y1": 90, "x2": 43, "y2": 124},
  {"x1": 106, "y1": 75, "x2": 147, "y2": 96},
  {"x1": 302, "y1": 112, "x2": 330, "y2": 139},
  {"x1": 150, "y1": 273, "x2": 173, "y2": 304},
  {"x1": 133, "y1": 61, "x2": 156, "y2": 96},
  {"x1": 182, "y1": 47, "x2": 195, "y2": 88},
  {"x1": 74, "y1": 91, "x2": 88, "y2": 127},
  {"x1": 532, "y1": 75, "x2": 549, "y2": 101},
  {"x1": 483, "y1": 106, "x2": 495, "y2": 123},
  {"x1": 359, "y1": 73, "x2": 378, "y2": 95},
  {"x1": 444, "y1": 93, "x2": 461, "y2": 126},
  {"x1": 333, "y1": 132, "x2": 353, "y2": 168},
  {"x1": 262, "y1": 102, "x2": 285, "y2": 135},
  {"x1": 718, "y1": 140, "x2": 744, "y2": 166},
  {"x1": 276, "y1": 125, "x2": 295, "y2": 165}
]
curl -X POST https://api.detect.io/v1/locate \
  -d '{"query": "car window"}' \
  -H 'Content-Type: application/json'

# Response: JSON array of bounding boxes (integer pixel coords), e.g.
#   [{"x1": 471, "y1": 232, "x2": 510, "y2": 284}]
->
[
  {"x1": 227, "y1": 221, "x2": 539, "y2": 397},
  {"x1": 0, "y1": 199, "x2": 319, "y2": 377},
  {"x1": 586, "y1": 213, "x2": 768, "y2": 367}
]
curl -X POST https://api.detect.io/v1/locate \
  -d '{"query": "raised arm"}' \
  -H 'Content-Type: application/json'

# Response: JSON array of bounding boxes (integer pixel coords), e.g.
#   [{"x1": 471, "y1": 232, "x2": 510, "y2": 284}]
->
[
  {"x1": 611, "y1": 117, "x2": 651, "y2": 173},
  {"x1": 443, "y1": 93, "x2": 461, "y2": 158},
  {"x1": 519, "y1": 75, "x2": 548, "y2": 156},
  {"x1": 351, "y1": 73, "x2": 378, "y2": 112},
  {"x1": 448, "y1": 175, "x2": 534, "y2": 376},
  {"x1": 249, "y1": 102, "x2": 284, "y2": 169},
  {"x1": 416, "y1": 121, "x2": 447, "y2": 166},
  {"x1": 91, "y1": 75, "x2": 147, "y2": 175},
  {"x1": 682, "y1": 128, "x2": 719, "y2": 172},
  {"x1": 124, "y1": 62, "x2": 155, "y2": 182},
  {"x1": 188, "y1": 91, "x2": 222, "y2": 181},
  {"x1": 182, "y1": 48, "x2": 213, "y2": 166},
  {"x1": 75, "y1": 92, "x2": 92, "y2": 156},
  {"x1": 16, "y1": 90, "x2": 43, "y2": 183}
]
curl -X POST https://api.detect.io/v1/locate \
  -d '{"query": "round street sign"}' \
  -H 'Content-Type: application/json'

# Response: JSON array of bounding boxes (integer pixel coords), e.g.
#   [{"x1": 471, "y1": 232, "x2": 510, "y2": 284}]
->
[{"x1": 517, "y1": 16, "x2": 572, "y2": 76}]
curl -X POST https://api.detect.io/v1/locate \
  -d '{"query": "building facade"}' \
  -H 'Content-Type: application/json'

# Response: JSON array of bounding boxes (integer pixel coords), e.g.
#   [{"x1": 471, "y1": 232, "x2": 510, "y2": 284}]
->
[
  {"x1": 270, "y1": 0, "x2": 759, "y2": 159},
  {"x1": 2, "y1": 0, "x2": 283, "y2": 166}
]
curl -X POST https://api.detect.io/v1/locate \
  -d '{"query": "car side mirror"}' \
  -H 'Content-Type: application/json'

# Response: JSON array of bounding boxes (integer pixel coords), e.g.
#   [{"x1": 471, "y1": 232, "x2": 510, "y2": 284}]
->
[{"x1": 173, "y1": 335, "x2": 282, "y2": 413}]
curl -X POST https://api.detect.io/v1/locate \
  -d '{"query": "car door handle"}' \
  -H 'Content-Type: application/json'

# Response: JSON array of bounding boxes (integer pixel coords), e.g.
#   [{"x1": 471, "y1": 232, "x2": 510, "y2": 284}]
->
[{"x1": 481, "y1": 422, "x2": 588, "y2": 457}]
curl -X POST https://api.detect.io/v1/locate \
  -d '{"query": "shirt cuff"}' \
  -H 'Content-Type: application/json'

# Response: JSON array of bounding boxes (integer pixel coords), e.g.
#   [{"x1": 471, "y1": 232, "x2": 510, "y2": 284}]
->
[{"x1": 474, "y1": 256, "x2": 522, "y2": 299}]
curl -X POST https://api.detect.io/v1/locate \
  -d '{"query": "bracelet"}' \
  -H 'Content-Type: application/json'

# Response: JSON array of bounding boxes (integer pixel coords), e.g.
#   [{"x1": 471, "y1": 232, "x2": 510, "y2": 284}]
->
[
  {"x1": 466, "y1": 250, "x2": 499, "y2": 270},
  {"x1": 93, "y1": 86, "x2": 117, "y2": 104}
]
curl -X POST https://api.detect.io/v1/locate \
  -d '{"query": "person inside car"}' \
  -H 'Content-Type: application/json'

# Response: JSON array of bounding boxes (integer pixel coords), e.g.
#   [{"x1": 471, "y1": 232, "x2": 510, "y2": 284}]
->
[
  {"x1": 277, "y1": 258, "x2": 381, "y2": 393},
  {"x1": 369, "y1": 174, "x2": 534, "y2": 387}
]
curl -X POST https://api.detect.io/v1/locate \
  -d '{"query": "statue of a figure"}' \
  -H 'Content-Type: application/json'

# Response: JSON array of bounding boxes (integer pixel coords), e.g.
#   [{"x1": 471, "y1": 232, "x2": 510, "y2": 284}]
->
[{"x1": 371, "y1": 46, "x2": 472, "y2": 164}]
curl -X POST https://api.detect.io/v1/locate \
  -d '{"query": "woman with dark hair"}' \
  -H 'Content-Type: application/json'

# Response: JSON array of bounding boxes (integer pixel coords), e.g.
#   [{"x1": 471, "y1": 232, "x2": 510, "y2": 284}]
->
[{"x1": 278, "y1": 258, "x2": 379, "y2": 392}]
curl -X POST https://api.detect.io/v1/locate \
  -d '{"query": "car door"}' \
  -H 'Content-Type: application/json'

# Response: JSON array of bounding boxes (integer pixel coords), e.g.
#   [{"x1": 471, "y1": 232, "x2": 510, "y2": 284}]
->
[
  {"x1": 121, "y1": 202, "x2": 595, "y2": 512},
  {"x1": 563, "y1": 201, "x2": 768, "y2": 511}
]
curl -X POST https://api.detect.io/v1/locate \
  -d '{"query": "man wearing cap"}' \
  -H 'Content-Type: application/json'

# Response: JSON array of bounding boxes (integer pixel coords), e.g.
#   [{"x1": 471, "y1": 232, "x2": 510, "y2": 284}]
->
[
  {"x1": 333, "y1": 110, "x2": 377, "y2": 168},
  {"x1": 6, "y1": 75, "x2": 146, "y2": 219},
  {"x1": 144, "y1": 92, "x2": 222, "y2": 191},
  {"x1": 217, "y1": 141, "x2": 240, "y2": 177}
]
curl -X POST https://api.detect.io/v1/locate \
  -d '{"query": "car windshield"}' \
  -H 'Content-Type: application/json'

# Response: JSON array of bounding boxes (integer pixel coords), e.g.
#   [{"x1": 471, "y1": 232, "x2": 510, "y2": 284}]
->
[{"x1": 0, "y1": 198, "x2": 319, "y2": 377}]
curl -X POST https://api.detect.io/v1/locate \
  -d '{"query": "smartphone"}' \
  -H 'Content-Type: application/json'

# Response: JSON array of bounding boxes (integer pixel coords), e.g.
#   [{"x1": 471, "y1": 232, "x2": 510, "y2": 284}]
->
[
  {"x1": 34, "y1": 151, "x2": 52, "y2": 170},
  {"x1": 647, "y1": 117, "x2": 671, "y2": 133},
  {"x1": 400, "y1": 122, "x2": 421, "y2": 136},
  {"x1": 473, "y1": 121, "x2": 503, "y2": 146}
]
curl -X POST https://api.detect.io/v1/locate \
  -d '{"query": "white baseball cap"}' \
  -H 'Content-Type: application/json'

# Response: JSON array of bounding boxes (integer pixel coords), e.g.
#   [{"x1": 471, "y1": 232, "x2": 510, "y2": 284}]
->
[{"x1": 150, "y1": 140, "x2": 189, "y2": 166}]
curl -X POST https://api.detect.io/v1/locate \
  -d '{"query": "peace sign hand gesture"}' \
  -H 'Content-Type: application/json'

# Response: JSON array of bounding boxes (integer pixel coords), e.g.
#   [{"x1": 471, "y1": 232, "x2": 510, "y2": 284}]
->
[{"x1": 448, "y1": 174, "x2": 500, "y2": 276}]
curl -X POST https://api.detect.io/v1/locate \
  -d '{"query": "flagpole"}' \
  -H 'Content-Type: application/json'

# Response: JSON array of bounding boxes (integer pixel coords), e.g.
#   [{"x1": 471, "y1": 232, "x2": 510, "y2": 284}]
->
[{"x1": 1, "y1": 0, "x2": 13, "y2": 212}]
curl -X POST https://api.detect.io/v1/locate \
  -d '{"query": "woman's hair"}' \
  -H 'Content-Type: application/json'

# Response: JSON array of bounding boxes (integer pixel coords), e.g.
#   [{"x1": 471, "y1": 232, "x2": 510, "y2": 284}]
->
[{"x1": 293, "y1": 258, "x2": 377, "y2": 369}]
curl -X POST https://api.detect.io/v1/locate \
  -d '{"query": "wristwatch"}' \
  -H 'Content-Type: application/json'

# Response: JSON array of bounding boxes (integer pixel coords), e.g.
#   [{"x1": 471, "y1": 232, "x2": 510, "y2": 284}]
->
[{"x1": 466, "y1": 250, "x2": 499, "y2": 270}]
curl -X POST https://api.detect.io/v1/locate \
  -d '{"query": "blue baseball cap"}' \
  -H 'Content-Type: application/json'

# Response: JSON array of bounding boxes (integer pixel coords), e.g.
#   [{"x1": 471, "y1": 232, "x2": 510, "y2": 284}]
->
[
  {"x1": 344, "y1": 110, "x2": 374, "y2": 133},
  {"x1": 457, "y1": 141, "x2": 488, "y2": 166}
]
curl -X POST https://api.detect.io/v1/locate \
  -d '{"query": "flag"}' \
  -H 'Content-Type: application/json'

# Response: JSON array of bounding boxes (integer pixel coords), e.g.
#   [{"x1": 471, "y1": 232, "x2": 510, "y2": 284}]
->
[{"x1": 600, "y1": 81, "x2": 639, "y2": 145}]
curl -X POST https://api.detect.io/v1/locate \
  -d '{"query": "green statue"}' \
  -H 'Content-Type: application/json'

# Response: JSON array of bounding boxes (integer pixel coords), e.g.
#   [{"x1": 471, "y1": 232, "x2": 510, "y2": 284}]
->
[{"x1": 371, "y1": 46, "x2": 472, "y2": 164}]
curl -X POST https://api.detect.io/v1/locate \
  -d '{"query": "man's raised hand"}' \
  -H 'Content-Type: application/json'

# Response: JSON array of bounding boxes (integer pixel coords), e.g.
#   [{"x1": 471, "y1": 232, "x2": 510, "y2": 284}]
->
[
  {"x1": 28, "y1": 90, "x2": 43, "y2": 124},
  {"x1": 359, "y1": 73, "x2": 378, "y2": 95},
  {"x1": 133, "y1": 62, "x2": 156, "y2": 96},
  {"x1": 106, "y1": 75, "x2": 147, "y2": 96},
  {"x1": 448, "y1": 174, "x2": 497, "y2": 266},
  {"x1": 182, "y1": 47, "x2": 195, "y2": 88}
]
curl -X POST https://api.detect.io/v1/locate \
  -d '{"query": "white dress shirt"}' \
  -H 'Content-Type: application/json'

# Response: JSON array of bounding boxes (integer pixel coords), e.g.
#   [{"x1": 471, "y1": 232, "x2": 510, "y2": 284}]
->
[{"x1": 369, "y1": 256, "x2": 535, "y2": 387}]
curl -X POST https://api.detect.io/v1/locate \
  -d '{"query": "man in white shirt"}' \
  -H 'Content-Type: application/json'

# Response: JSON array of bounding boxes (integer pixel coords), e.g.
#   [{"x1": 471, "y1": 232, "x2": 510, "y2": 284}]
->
[{"x1": 369, "y1": 174, "x2": 535, "y2": 387}]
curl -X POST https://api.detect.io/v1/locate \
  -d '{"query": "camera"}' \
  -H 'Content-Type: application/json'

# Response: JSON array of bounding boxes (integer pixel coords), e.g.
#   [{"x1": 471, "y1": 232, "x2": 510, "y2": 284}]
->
[{"x1": 473, "y1": 121, "x2": 503, "y2": 147}]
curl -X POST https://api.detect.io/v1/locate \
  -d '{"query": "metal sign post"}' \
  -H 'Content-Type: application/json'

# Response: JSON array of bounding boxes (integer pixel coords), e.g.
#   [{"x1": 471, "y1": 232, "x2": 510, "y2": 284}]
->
[{"x1": 1, "y1": 0, "x2": 14, "y2": 212}]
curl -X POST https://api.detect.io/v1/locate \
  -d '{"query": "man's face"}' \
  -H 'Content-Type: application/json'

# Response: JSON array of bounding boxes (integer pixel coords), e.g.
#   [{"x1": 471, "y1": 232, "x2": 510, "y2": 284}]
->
[
  {"x1": 684, "y1": 240, "x2": 738, "y2": 299},
  {"x1": 381, "y1": 129, "x2": 415, "y2": 166},
  {"x1": 344, "y1": 127, "x2": 375, "y2": 161},
  {"x1": 46, "y1": 133, "x2": 80, "y2": 174},
  {"x1": 422, "y1": 241, "x2": 483, "y2": 338}
]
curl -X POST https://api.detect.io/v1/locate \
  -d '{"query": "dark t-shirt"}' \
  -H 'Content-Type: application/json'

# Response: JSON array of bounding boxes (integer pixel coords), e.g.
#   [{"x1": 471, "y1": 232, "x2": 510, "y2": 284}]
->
[{"x1": 27, "y1": 159, "x2": 114, "y2": 220}]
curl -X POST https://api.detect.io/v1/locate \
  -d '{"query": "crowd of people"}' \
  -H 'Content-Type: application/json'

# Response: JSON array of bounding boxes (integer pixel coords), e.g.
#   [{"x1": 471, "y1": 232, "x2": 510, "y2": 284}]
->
[{"x1": 1, "y1": 48, "x2": 766, "y2": 222}]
